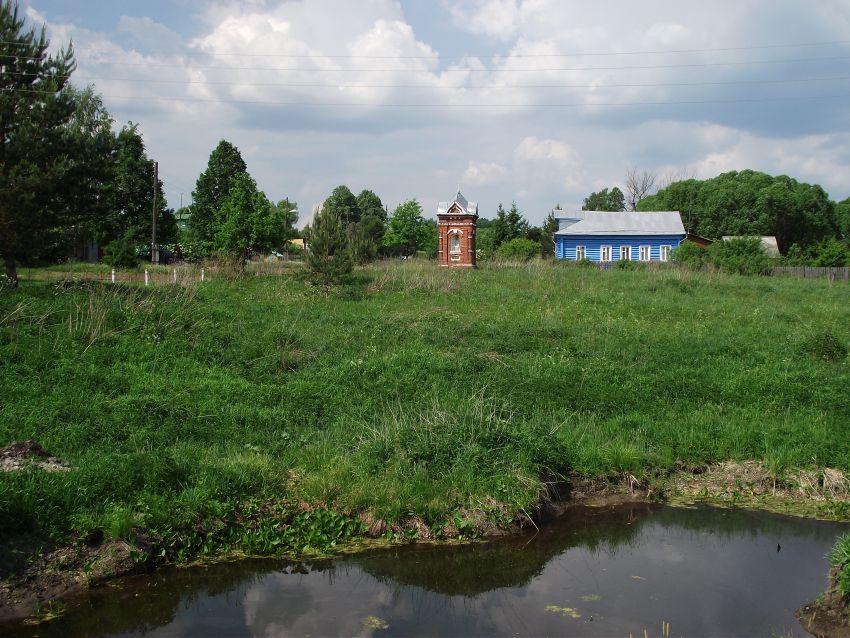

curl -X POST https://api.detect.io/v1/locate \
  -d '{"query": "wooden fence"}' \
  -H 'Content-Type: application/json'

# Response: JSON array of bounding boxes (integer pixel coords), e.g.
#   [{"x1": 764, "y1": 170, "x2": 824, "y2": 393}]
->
[{"x1": 769, "y1": 266, "x2": 850, "y2": 280}]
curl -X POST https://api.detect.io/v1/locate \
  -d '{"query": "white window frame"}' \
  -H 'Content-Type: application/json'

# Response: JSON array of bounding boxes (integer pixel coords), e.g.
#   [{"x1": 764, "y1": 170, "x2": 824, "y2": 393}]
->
[
  {"x1": 639, "y1": 245, "x2": 651, "y2": 262},
  {"x1": 600, "y1": 245, "x2": 612, "y2": 262},
  {"x1": 449, "y1": 232, "x2": 461, "y2": 254},
  {"x1": 620, "y1": 245, "x2": 631, "y2": 261},
  {"x1": 575, "y1": 245, "x2": 586, "y2": 261},
  {"x1": 660, "y1": 245, "x2": 672, "y2": 262}
]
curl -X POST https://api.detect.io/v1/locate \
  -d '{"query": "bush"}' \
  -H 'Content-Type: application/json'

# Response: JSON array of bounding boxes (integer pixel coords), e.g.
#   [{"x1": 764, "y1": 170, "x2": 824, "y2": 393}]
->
[
  {"x1": 103, "y1": 236, "x2": 139, "y2": 269},
  {"x1": 496, "y1": 237, "x2": 540, "y2": 262},
  {"x1": 672, "y1": 240, "x2": 708, "y2": 270},
  {"x1": 707, "y1": 237, "x2": 769, "y2": 275},
  {"x1": 813, "y1": 239, "x2": 850, "y2": 267}
]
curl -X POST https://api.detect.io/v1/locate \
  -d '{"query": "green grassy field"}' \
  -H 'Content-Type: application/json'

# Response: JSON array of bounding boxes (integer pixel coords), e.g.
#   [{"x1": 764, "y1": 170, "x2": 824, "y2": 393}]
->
[{"x1": 1, "y1": 261, "x2": 848, "y2": 554}]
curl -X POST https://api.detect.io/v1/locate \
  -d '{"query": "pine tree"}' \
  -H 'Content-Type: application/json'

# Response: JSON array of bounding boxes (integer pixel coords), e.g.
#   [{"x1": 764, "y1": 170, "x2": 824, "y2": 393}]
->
[
  {"x1": 306, "y1": 207, "x2": 352, "y2": 285},
  {"x1": 0, "y1": 1, "x2": 77, "y2": 283}
]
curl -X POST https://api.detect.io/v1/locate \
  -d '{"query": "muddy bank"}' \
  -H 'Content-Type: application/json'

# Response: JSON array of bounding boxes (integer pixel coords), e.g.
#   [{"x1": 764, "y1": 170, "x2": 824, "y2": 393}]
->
[
  {"x1": 2, "y1": 460, "x2": 849, "y2": 625},
  {"x1": 798, "y1": 566, "x2": 850, "y2": 638}
]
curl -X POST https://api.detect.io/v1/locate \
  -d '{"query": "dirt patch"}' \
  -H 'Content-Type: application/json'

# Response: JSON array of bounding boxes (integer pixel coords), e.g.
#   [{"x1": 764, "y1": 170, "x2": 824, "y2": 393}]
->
[
  {"x1": 0, "y1": 538, "x2": 146, "y2": 624},
  {"x1": 797, "y1": 566, "x2": 850, "y2": 638},
  {"x1": 0, "y1": 440, "x2": 70, "y2": 473}
]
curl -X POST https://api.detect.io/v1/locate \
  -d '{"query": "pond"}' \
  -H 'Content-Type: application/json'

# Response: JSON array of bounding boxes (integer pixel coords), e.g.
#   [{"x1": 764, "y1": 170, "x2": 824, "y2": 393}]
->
[{"x1": 8, "y1": 504, "x2": 848, "y2": 637}]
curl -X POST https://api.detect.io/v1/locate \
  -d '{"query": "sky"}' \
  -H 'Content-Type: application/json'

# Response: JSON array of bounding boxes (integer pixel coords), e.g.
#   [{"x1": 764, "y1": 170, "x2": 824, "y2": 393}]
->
[{"x1": 22, "y1": 0, "x2": 850, "y2": 225}]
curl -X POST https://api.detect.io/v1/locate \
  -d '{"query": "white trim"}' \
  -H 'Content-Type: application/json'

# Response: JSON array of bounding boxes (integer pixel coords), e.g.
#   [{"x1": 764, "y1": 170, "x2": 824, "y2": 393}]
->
[
  {"x1": 660, "y1": 245, "x2": 672, "y2": 262},
  {"x1": 575, "y1": 245, "x2": 586, "y2": 261},
  {"x1": 600, "y1": 245, "x2": 612, "y2": 262},
  {"x1": 619, "y1": 245, "x2": 631, "y2": 261},
  {"x1": 639, "y1": 245, "x2": 650, "y2": 261}
]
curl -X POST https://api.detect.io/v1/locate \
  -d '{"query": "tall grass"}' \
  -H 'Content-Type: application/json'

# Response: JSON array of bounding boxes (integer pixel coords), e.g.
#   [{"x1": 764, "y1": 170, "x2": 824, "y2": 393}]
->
[{"x1": 1, "y1": 261, "x2": 848, "y2": 548}]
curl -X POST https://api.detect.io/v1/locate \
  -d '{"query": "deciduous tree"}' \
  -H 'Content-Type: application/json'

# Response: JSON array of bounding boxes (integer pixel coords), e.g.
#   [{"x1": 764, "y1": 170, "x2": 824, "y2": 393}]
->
[
  {"x1": 383, "y1": 199, "x2": 430, "y2": 256},
  {"x1": 214, "y1": 173, "x2": 284, "y2": 266},
  {"x1": 582, "y1": 187, "x2": 625, "y2": 212},
  {"x1": 625, "y1": 167, "x2": 657, "y2": 211}
]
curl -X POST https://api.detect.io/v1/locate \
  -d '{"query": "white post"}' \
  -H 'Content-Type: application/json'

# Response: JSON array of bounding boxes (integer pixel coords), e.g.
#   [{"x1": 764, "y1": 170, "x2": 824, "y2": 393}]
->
[
  {"x1": 201, "y1": 267, "x2": 205, "y2": 282},
  {"x1": 111, "y1": 269, "x2": 115, "y2": 284},
  {"x1": 144, "y1": 269, "x2": 149, "y2": 286},
  {"x1": 173, "y1": 268, "x2": 177, "y2": 283}
]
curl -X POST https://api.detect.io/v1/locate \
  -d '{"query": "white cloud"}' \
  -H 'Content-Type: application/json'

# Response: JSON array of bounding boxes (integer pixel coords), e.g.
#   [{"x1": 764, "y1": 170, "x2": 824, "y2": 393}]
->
[
  {"x1": 514, "y1": 137, "x2": 579, "y2": 167},
  {"x1": 447, "y1": 0, "x2": 522, "y2": 40},
  {"x1": 463, "y1": 160, "x2": 509, "y2": 186}
]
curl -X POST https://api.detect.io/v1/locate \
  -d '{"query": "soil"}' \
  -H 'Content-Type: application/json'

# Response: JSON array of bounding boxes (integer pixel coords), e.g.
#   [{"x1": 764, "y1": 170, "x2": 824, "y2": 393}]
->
[
  {"x1": 0, "y1": 440, "x2": 71, "y2": 473},
  {"x1": 797, "y1": 567, "x2": 850, "y2": 638},
  {"x1": 0, "y1": 537, "x2": 146, "y2": 623}
]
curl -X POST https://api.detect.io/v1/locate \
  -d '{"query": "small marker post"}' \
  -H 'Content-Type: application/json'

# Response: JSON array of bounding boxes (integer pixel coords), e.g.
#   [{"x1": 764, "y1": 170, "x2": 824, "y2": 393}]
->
[
  {"x1": 201, "y1": 267, "x2": 205, "y2": 282},
  {"x1": 173, "y1": 268, "x2": 177, "y2": 283},
  {"x1": 111, "y1": 269, "x2": 115, "y2": 284},
  {"x1": 144, "y1": 269, "x2": 149, "y2": 286}
]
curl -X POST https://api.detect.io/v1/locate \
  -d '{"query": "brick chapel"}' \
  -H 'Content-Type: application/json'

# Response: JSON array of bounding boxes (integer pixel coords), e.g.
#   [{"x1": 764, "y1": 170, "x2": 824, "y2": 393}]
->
[{"x1": 437, "y1": 190, "x2": 478, "y2": 268}]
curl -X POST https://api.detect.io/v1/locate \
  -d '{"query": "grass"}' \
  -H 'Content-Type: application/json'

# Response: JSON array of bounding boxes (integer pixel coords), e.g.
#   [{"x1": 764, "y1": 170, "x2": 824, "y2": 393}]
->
[
  {"x1": 831, "y1": 533, "x2": 850, "y2": 597},
  {"x1": 1, "y1": 259, "x2": 848, "y2": 557}
]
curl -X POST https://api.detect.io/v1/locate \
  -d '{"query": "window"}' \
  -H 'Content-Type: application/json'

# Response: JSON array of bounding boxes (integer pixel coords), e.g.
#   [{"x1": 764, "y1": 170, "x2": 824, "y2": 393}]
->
[
  {"x1": 575, "y1": 245, "x2": 586, "y2": 261},
  {"x1": 600, "y1": 245, "x2": 612, "y2": 262},
  {"x1": 450, "y1": 233, "x2": 461, "y2": 254},
  {"x1": 639, "y1": 245, "x2": 651, "y2": 261},
  {"x1": 660, "y1": 245, "x2": 671, "y2": 262},
  {"x1": 620, "y1": 245, "x2": 631, "y2": 261}
]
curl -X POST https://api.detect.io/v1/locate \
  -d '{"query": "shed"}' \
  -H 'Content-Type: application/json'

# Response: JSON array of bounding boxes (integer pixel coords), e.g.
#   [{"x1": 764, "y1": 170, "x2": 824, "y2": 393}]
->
[{"x1": 721, "y1": 236, "x2": 781, "y2": 258}]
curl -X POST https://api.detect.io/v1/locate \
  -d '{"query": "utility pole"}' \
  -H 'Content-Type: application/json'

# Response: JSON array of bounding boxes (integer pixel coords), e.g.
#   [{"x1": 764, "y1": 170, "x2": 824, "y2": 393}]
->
[{"x1": 151, "y1": 161, "x2": 159, "y2": 265}]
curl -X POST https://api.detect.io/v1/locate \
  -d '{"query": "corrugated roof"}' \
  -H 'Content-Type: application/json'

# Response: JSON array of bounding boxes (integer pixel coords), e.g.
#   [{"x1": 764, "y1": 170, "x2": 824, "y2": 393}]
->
[{"x1": 554, "y1": 211, "x2": 685, "y2": 236}]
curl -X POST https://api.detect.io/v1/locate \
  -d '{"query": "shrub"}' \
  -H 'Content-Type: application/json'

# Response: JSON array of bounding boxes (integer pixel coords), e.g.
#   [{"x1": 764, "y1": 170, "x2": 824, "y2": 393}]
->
[
  {"x1": 103, "y1": 236, "x2": 139, "y2": 269},
  {"x1": 672, "y1": 240, "x2": 708, "y2": 270},
  {"x1": 496, "y1": 237, "x2": 540, "y2": 262},
  {"x1": 707, "y1": 237, "x2": 769, "y2": 275}
]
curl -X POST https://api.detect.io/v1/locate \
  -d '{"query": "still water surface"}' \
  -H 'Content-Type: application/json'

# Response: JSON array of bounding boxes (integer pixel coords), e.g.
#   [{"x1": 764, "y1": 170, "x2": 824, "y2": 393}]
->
[{"x1": 10, "y1": 504, "x2": 849, "y2": 637}]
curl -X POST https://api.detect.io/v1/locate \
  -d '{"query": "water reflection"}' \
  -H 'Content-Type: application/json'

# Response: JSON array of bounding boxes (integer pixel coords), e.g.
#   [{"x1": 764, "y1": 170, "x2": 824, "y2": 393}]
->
[{"x1": 7, "y1": 505, "x2": 847, "y2": 637}]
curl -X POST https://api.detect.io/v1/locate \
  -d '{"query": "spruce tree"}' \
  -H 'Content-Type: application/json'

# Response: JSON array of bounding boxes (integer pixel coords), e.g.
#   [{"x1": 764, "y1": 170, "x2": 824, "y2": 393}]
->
[{"x1": 188, "y1": 140, "x2": 247, "y2": 256}]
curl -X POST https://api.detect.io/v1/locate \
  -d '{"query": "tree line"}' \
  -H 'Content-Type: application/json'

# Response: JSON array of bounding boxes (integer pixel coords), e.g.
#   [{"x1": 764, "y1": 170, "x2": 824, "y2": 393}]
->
[{"x1": 585, "y1": 168, "x2": 850, "y2": 267}]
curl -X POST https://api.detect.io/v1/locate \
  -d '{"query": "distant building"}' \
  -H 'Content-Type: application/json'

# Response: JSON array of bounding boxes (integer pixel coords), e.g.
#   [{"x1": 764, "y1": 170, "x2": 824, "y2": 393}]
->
[
  {"x1": 721, "y1": 236, "x2": 781, "y2": 258},
  {"x1": 437, "y1": 191, "x2": 478, "y2": 268},
  {"x1": 175, "y1": 209, "x2": 191, "y2": 232},
  {"x1": 554, "y1": 211, "x2": 686, "y2": 263},
  {"x1": 685, "y1": 232, "x2": 714, "y2": 248}
]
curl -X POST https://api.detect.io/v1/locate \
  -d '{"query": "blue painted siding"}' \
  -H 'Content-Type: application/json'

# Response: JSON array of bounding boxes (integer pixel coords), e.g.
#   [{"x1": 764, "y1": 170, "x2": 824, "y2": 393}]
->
[{"x1": 555, "y1": 234, "x2": 685, "y2": 262}]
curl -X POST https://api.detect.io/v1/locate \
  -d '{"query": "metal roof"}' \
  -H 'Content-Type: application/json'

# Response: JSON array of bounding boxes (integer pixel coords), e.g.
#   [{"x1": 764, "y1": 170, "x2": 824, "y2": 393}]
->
[
  {"x1": 437, "y1": 190, "x2": 478, "y2": 215},
  {"x1": 554, "y1": 211, "x2": 685, "y2": 236},
  {"x1": 721, "y1": 235, "x2": 781, "y2": 257}
]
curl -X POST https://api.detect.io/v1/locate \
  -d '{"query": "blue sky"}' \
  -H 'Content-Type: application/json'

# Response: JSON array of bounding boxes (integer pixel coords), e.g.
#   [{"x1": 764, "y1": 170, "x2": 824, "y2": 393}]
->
[{"x1": 23, "y1": 0, "x2": 850, "y2": 224}]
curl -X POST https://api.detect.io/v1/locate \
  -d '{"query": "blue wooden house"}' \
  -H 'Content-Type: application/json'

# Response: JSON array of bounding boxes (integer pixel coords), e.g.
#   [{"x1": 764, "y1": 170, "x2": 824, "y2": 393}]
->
[{"x1": 554, "y1": 211, "x2": 686, "y2": 263}]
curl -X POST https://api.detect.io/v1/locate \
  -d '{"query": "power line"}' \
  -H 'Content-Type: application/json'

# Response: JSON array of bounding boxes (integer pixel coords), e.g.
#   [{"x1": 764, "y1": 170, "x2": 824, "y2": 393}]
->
[
  {"x1": 49, "y1": 73, "x2": 850, "y2": 90},
  {"x1": 63, "y1": 53, "x2": 850, "y2": 73},
  {"x1": 2, "y1": 37, "x2": 849, "y2": 59},
  {"x1": 17, "y1": 87, "x2": 850, "y2": 108}
]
